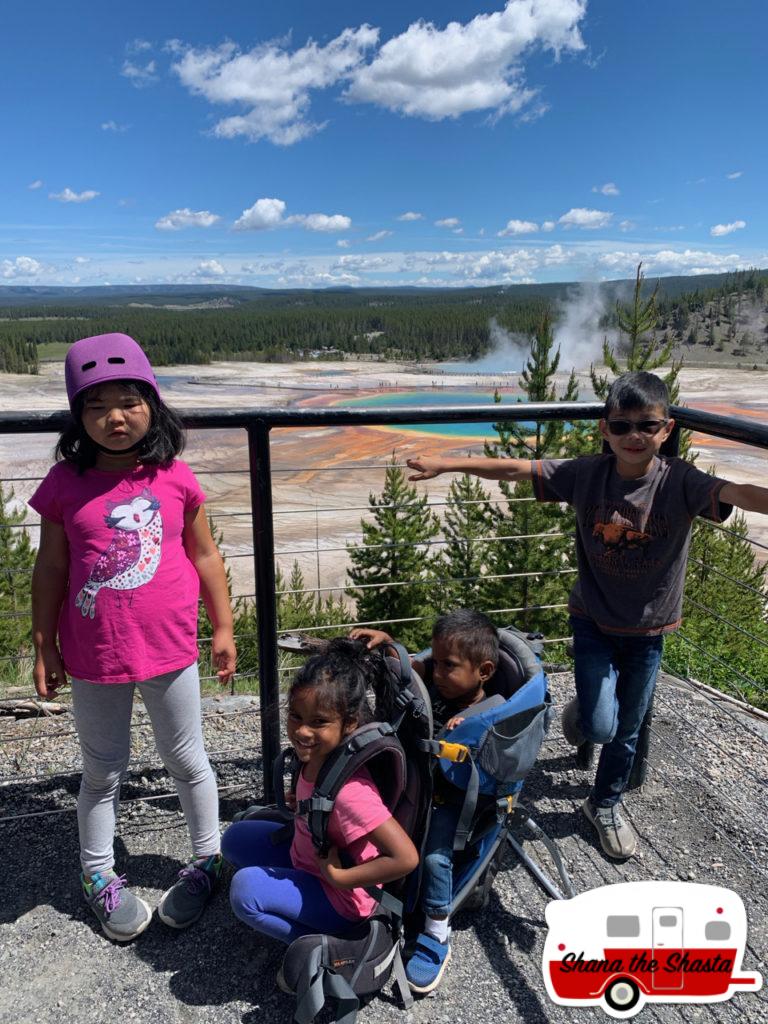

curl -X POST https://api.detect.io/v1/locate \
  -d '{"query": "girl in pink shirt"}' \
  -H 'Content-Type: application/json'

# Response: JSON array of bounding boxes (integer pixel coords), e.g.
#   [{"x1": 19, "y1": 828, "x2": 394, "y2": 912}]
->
[
  {"x1": 223, "y1": 640, "x2": 418, "y2": 943},
  {"x1": 30, "y1": 333, "x2": 236, "y2": 943}
]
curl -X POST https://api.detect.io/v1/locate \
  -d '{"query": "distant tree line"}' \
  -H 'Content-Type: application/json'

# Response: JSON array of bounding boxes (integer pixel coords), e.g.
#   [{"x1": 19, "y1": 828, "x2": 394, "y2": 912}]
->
[{"x1": 0, "y1": 291, "x2": 551, "y2": 369}]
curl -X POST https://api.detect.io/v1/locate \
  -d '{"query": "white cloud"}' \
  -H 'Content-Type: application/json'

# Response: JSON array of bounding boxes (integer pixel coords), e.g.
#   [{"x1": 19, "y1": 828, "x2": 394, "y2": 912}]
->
[
  {"x1": 233, "y1": 197, "x2": 287, "y2": 231},
  {"x1": 726, "y1": 170, "x2": 743, "y2": 180},
  {"x1": 49, "y1": 188, "x2": 100, "y2": 203},
  {"x1": 171, "y1": 27, "x2": 378, "y2": 146},
  {"x1": 619, "y1": 220, "x2": 636, "y2": 232},
  {"x1": 335, "y1": 255, "x2": 389, "y2": 272},
  {"x1": 592, "y1": 182, "x2": 619, "y2": 196},
  {"x1": 498, "y1": 219, "x2": 539, "y2": 236},
  {"x1": 290, "y1": 213, "x2": 352, "y2": 233},
  {"x1": 121, "y1": 59, "x2": 158, "y2": 88},
  {"x1": 27, "y1": 179, "x2": 43, "y2": 190},
  {"x1": 541, "y1": 220, "x2": 556, "y2": 232},
  {"x1": 366, "y1": 229, "x2": 393, "y2": 241},
  {"x1": 155, "y1": 208, "x2": 221, "y2": 231},
  {"x1": 74, "y1": 256, "x2": 90, "y2": 264},
  {"x1": 598, "y1": 248, "x2": 751, "y2": 276},
  {"x1": 345, "y1": 0, "x2": 587, "y2": 122},
  {"x1": 710, "y1": 220, "x2": 746, "y2": 237},
  {"x1": 435, "y1": 217, "x2": 460, "y2": 228},
  {"x1": 337, "y1": 239, "x2": 351, "y2": 248},
  {"x1": 189, "y1": 259, "x2": 226, "y2": 278},
  {"x1": 233, "y1": 198, "x2": 351, "y2": 233},
  {"x1": 101, "y1": 120, "x2": 129, "y2": 132},
  {"x1": 127, "y1": 38, "x2": 153, "y2": 54},
  {"x1": 397, "y1": 211, "x2": 423, "y2": 221},
  {"x1": 1, "y1": 256, "x2": 44, "y2": 279},
  {"x1": 559, "y1": 207, "x2": 612, "y2": 229},
  {"x1": 543, "y1": 244, "x2": 567, "y2": 265}
]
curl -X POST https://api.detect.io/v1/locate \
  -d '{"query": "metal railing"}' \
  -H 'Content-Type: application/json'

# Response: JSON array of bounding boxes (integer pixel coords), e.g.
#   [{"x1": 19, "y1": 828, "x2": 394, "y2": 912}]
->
[{"x1": 2, "y1": 400, "x2": 768, "y2": 802}]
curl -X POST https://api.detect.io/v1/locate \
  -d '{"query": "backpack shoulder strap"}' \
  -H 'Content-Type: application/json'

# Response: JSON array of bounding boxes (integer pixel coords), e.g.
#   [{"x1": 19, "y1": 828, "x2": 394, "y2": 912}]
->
[{"x1": 299, "y1": 724, "x2": 405, "y2": 857}]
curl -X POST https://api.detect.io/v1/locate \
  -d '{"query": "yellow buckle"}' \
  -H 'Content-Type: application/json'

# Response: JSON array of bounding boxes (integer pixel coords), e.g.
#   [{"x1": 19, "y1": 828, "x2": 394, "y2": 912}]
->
[{"x1": 437, "y1": 740, "x2": 470, "y2": 763}]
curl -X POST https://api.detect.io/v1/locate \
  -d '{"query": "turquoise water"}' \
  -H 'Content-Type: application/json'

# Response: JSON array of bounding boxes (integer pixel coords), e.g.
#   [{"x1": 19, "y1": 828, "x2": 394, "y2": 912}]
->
[{"x1": 338, "y1": 389, "x2": 532, "y2": 438}]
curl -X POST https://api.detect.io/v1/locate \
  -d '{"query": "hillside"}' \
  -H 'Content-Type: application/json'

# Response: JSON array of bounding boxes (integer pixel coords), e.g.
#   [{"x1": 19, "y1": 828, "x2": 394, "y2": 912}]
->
[{"x1": 1, "y1": 268, "x2": 767, "y2": 373}]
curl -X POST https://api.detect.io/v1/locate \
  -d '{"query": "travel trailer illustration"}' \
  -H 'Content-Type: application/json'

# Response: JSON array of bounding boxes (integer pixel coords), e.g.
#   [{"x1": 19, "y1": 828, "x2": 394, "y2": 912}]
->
[{"x1": 542, "y1": 881, "x2": 762, "y2": 1018}]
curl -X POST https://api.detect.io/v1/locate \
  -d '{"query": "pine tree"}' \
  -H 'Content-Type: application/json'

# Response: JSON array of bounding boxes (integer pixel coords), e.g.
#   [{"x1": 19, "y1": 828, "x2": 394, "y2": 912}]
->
[
  {"x1": 438, "y1": 473, "x2": 498, "y2": 609},
  {"x1": 0, "y1": 486, "x2": 35, "y2": 676},
  {"x1": 591, "y1": 263, "x2": 681, "y2": 400},
  {"x1": 665, "y1": 513, "x2": 768, "y2": 710},
  {"x1": 346, "y1": 456, "x2": 439, "y2": 649},
  {"x1": 483, "y1": 314, "x2": 593, "y2": 639}
]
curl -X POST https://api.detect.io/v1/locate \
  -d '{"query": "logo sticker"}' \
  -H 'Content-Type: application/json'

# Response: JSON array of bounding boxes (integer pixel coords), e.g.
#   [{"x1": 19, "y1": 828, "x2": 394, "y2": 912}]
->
[{"x1": 542, "y1": 881, "x2": 762, "y2": 1018}]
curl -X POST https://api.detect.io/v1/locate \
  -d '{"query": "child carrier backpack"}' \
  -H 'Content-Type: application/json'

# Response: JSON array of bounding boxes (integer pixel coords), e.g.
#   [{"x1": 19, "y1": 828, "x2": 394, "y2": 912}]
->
[
  {"x1": 417, "y1": 626, "x2": 554, "y2": 852},
  {"x1": 235, "y1": 638, "x2": 433, "y2": 1024}
]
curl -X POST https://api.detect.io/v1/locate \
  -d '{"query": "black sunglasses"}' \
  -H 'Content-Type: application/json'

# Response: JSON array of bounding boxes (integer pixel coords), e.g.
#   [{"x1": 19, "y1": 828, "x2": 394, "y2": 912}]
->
[{"x1": 606, "y1": 418, "x2": 669, "y2": 436}]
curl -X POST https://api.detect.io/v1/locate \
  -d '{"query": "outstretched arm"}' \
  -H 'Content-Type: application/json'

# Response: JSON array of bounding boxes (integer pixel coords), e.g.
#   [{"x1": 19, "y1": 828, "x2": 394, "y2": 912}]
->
[
  {"x1": 719, "y1": 481, "x2": 768, "y2": 515},
  {"x1": 407, "y1": 455, "x2": 533, "y2": 483},
  {"x1": 183, "y1": 505, "x2": 236, "y2": 685},
  {"x1": 318, "y1": 816, "x2": 419, "y2": 891}
]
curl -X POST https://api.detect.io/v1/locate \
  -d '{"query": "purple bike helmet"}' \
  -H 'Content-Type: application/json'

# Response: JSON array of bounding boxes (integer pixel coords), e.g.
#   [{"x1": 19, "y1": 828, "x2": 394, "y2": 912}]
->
[{"x1": 65, "y1": 333, "x2": 159, "y2": 409}]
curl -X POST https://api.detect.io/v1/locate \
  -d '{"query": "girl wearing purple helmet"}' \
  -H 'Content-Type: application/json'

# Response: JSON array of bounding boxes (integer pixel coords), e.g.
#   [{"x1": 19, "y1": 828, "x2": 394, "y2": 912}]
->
[{"x1": 29, "y1": 333, "x2": 236, "y2": 942}]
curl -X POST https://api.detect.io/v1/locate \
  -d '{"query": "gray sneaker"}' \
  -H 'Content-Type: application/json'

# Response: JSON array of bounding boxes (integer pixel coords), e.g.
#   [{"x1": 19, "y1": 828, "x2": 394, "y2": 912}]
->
[
  {"x1": 81, "y1": 871, "x2": 152, "y2": 942},
  {"x1": 582, "y1": 798, "x2": 637, "y2": 859},
  {"x1": 157, "y1": 854, "x2": 221, "y2": 929}
]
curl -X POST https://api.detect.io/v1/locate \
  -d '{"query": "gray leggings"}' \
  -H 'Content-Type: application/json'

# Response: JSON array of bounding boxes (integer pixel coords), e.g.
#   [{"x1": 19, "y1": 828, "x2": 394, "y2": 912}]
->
[{"x1": 71, "y1": 663, "x2": 219, "y2": 877}]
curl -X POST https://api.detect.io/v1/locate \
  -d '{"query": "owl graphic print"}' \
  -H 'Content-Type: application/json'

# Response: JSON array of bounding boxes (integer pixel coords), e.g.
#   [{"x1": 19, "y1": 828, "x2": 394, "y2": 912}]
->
[{"x1": 75, "y1": 487, "x2": 163, "y2": 619}]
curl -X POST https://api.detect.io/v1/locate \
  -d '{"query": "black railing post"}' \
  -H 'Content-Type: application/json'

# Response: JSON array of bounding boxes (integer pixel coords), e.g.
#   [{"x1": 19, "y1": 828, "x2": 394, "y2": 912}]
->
[
  {"x1": 628, "y1": 421, "x2": 680, "y2": 791},
  {"x1": 247, "y1": 421, "x2": 280, "y2": 802}
]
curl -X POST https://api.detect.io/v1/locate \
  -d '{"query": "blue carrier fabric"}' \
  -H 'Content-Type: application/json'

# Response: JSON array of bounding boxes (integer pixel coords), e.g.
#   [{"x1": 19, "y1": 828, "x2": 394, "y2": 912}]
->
[{"x1": 419, "y1": 626, "x2": 553, "y2": 852}]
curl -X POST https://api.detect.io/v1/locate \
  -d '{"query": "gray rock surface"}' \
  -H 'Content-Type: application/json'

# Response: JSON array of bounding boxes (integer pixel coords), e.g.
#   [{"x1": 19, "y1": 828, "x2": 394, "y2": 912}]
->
[{"x1": 1, "y1": 672, "x2": 766, "y2": 1024}]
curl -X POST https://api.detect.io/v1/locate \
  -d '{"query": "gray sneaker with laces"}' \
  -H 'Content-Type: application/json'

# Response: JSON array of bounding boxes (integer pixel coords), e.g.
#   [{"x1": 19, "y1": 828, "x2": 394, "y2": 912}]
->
[
  {"x1": 157, "y1": 854, "x2": 221, "y2": 929},
  {"x1": 81, "y1": 871, "x2": 152, "y2": 942},
  {"x1": 582, "y1": 798, "x2": 637, "y2": 858}
]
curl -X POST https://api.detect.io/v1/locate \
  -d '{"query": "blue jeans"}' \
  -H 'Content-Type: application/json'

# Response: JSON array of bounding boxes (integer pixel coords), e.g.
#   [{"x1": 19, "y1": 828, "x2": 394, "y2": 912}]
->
[
  {"x1": 421, "y1": 801, "x2": 462, "y2": 919},
  {"x1": 222, "y1": 819, "x2": 353, "y2": 944},
  {"x1": 570, "y1": 616, "x2": 664, "y2": 808}
]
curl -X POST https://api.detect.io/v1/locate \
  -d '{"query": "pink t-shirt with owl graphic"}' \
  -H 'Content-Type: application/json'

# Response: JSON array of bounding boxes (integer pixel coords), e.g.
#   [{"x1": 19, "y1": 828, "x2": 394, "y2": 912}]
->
[{"x1": 29, "y1": 459, "x2": 206, "y2": 683}]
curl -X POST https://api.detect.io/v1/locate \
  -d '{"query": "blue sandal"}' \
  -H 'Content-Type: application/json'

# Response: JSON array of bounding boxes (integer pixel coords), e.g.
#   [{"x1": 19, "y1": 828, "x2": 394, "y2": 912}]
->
[{"x1": 405, "y1": 932, "x2": 452, "y2": 993}]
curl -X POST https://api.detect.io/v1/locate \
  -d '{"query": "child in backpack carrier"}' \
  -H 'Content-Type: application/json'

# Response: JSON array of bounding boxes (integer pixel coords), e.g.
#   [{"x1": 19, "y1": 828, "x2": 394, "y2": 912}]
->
[
  {"x1": 222, "y1": 639, "x2": 419, "y2": 947},
  {"x1": 352, "y1": 609, "x2": 499, "y2": 994}
]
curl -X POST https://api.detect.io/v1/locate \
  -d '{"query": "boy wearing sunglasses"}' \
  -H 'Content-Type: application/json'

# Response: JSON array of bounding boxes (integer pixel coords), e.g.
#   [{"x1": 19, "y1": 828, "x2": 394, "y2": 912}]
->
[{"x1": 406, "y1": 371, "x2": 768, "y2": 859}]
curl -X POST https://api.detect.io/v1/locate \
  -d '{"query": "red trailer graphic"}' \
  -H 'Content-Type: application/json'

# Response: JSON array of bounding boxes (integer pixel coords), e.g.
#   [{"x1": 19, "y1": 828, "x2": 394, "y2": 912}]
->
[{"x1": 543, "y1": 881, "x2": 762, "y2": 1018}]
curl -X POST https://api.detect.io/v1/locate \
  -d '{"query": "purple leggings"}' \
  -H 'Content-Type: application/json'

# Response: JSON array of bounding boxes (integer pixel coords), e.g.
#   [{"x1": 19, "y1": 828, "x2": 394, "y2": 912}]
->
[{"x1": 222, "y1": 819, "x2": 353, "y2": 944}]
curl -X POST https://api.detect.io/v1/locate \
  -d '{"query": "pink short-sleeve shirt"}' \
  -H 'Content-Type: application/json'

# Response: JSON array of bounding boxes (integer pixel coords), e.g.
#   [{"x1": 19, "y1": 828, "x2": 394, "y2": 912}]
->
[
  {"x1": 291, "y1": 767, "x2": 392, "y2": 920},
  {"x1": 29, "y1": 460, "x2": 206, "y2": 683}
]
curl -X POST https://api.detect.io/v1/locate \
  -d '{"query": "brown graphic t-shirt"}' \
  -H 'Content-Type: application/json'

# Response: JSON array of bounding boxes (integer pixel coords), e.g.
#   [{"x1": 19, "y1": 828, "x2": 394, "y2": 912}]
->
[{"x1": 531, "y1": 454, "x2": 732, "y2": 635}]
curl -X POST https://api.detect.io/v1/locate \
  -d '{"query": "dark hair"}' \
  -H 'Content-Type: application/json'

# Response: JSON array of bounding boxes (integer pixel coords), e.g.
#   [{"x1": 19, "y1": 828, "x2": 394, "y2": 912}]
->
[
  {"x1": 289, "y1": 638, "x2": 381, "y2": 728},
  {"x1": 55, "y1": 380, "x2": 185, "y2": 473},
  {"x1": 603, "y1": 372, "x2": 670, "y2": 419},
  {"x1": 432, "y1": 609, "x2": 499, "y2": 668}
]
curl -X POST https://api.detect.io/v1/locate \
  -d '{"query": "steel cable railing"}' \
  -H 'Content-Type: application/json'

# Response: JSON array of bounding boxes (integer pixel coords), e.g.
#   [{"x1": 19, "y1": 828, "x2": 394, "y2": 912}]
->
[{"x1": 3, "y1": 399, "x2": 768, "y2": 800}]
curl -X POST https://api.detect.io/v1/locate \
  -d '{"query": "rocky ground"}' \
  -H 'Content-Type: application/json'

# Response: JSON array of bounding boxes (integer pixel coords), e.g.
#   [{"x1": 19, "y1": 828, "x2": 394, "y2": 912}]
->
[{"x1": 1, "y1": 670, "x2": 766, "y2": 1024}]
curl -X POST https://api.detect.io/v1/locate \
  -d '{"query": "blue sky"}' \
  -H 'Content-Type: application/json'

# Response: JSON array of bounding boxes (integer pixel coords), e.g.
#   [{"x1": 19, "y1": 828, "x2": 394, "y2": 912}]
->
[{"x1": 2, "y1": 1, "x2": 766, "y2": 289}]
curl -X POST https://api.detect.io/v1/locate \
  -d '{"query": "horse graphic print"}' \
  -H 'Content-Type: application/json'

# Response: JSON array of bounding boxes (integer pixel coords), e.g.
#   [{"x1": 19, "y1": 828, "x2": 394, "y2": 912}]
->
[{"x1": 75, "y1": 487, "x2": 163, "y2": 619}]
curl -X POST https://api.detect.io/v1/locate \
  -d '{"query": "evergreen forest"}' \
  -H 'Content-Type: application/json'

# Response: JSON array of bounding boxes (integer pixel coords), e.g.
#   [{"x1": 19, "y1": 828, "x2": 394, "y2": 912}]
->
[{"x1": 1, "y1": 267, "x2": 767, "y2": 373}]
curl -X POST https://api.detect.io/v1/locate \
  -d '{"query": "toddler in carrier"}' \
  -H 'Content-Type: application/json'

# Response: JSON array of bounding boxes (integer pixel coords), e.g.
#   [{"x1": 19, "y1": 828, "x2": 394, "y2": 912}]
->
[{"x1": 352, "y1": 609, "x2": 500, "y2": 993}]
